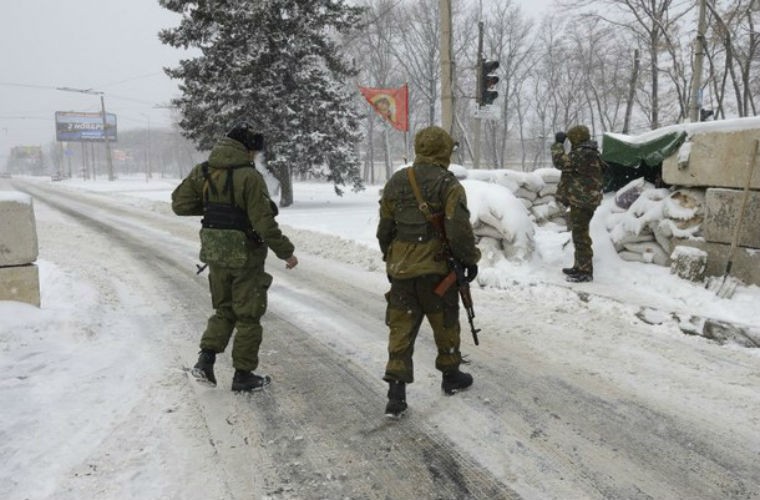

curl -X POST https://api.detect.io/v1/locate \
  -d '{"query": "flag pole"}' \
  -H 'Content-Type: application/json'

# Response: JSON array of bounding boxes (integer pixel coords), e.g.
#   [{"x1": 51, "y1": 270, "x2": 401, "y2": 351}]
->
[{"x1": 404, "y1": 82, "x2": 409, "y2": 163}]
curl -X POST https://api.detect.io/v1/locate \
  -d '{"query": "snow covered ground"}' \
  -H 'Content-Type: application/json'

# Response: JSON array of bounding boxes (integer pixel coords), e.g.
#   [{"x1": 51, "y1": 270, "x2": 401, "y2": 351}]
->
[{"x1": 1, "y1": 174, "x2": 759, "y2": 499}]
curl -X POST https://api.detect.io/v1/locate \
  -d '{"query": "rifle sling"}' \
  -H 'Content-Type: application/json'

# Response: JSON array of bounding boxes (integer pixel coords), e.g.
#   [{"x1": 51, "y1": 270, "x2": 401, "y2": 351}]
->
[{"x1": 406, "y1": 167, "x2": 435, "y2": 222}]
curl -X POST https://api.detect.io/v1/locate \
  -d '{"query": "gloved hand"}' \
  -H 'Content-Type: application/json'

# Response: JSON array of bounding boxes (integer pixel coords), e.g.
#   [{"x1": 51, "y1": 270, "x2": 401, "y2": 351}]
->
[
  {"x1": 555, "y1": 131, "x2": 566, "y2": 144},
  {"x1": 464, "y1": 264, "x2": 478, "y2": 282},
  {"x1": 387, "y1": 274, "x2": 393, "y2": 283}
]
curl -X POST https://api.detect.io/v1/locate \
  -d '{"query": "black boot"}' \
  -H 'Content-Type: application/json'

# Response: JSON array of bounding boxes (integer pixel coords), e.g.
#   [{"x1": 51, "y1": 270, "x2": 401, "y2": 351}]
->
[
  {"x1": 566, "y1": 272, "x2": 593, "y2": 283},
  {"x1": 562, "y1": 266, "x2": 579, "y2": 275},
  {"x1": 441, "y1": 369, "x2": 473, "y2": 395},
  {"x1": 231, "y1": 370, "x2": 271, "y2": 392},
  {"x1": 191, "y1": 349, "x2": 216, "y2": 386},
  {"x1": 384, "y1": 380, "x2": 407, "y2": 418}
]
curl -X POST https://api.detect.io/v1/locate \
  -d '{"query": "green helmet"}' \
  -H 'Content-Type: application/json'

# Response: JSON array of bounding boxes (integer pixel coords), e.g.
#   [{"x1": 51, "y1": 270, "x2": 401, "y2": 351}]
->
[
  {"x1": 413, "y1": 126, "x2": 455, "y2": 168},
  {"x1": 566, "y1": 125, "x2": 590, "y2": 145}
]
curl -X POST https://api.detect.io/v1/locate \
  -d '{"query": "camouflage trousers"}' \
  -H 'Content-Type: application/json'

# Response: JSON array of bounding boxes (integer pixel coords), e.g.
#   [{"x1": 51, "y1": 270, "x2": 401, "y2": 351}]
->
[
  {"x1": 200, "y1": 264, "x2": 273, "y2": 371},
  {"x1": 569, "y1": 205, "x2": 596, "y2": 274},
  {"x1": 383, "y1": 274, "x2": 462, "y2": 384}
]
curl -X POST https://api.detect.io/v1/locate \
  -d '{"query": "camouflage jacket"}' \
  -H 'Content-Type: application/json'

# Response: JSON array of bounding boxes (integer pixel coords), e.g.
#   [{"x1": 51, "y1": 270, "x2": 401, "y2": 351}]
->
[
  {"x1": 171, "y1": 137, "x2": 294, "y2": 266},
  {"x1": 376, "y1": 163, "x2": 481, "y2": 279},
  {"x1": 551, "y1": 140, "x2": 604, "y2": 208}
]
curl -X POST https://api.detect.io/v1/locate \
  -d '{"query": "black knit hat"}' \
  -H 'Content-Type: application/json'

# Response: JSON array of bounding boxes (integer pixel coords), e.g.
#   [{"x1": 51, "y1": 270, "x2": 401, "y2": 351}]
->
[{"x1": 226, "y1": 122, "x2": 264, "y2": 151}]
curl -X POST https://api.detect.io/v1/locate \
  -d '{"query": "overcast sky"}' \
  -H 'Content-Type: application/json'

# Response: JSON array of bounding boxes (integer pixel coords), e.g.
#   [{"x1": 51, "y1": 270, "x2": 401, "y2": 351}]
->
[
  {"x1": 0, "y1": 0, "x2": 187, "y2": 162},
  {"x1": 0, "y1": 0, "x2": 552, "y2": 163}
]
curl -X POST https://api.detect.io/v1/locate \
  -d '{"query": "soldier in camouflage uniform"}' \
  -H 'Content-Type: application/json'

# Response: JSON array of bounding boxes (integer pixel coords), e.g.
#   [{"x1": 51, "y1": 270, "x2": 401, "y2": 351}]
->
[
  {"x1": 377, "y1": 126, "x2": 481, "y2": 417},
  {"x1": 172, "y1": 123, "x2": 298, "y2": 392},
  {"x1": 551, "y1": 125, "x2": 604, "y2": 282}
]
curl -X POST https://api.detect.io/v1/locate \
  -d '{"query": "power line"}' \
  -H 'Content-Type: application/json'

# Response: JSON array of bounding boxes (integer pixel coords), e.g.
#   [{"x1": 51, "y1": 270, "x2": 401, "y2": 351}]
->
[
  {"x1": 96, "y1": 72, "x2": 164, "y2": 89},
  {"x1": 0, "y1": 82, "x2": 59, "y2": 91},
  {"x1": 0, "y1": 81, "x2": 167, "y2": 108},
  {"x1": 0, "y1": 116, "x2": 50, "y2": 121}
]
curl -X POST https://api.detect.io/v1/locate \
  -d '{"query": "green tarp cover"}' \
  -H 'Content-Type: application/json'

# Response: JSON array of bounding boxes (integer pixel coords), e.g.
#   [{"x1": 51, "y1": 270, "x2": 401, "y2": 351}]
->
[
  {"x1": 600, "y1": 130, "x2": 687, "y2": 192},
  {"x1": 602, "y1": 130, "x2": 687, "y2": 168}
]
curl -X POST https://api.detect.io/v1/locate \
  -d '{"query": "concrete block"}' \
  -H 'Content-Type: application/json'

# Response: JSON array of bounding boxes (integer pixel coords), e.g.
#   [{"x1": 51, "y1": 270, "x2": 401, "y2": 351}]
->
[
  {"x1": 672, "y1": 238, "x2": 760, "y2": 287},
  {"x1": 0, "y1": 264, "x2": 40, "y2": 307},
  {"x1": 670, "y1": 245, "x2": 707, "y2": 282},
  {"x1": 662, "y1": 128, "x2": 760, "y2": 189},
  {"x1": 703, "y1": 188, "x2": 760, "y2": 248},
  {"x1": 0, "y1": 192, "x2": 39, "y2": 266}
]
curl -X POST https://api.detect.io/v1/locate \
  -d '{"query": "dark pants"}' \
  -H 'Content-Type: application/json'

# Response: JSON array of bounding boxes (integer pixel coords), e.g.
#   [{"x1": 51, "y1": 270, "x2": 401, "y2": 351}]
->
[
  {"x1": 384, "y1": 274, "x2": 462, "y2": 383},
  {"x1": 569, "y1": 205, "x2": 595, "y2": 274}
]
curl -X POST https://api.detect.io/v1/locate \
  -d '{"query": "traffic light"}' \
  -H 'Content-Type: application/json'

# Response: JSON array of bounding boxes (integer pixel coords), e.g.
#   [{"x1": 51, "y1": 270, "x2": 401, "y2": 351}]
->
[{"x1": 479, "y1": 60, "x2": 500, "y2": 106}]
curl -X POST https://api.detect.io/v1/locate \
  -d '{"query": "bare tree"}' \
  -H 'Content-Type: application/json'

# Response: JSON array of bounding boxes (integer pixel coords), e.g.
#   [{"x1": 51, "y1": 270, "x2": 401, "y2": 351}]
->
[
  {"x1": 705, "y1": 0, "x2": 759, "y2": 117},
  {"x1": 563, "y1": 0, "x2": 691, "y2": 129},
  {"x1": 394, "y1": 0, "x2": 442, "y2": 126}
]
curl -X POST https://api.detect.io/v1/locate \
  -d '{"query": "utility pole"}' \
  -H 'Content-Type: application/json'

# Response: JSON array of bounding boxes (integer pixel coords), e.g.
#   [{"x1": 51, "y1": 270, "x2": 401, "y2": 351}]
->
[
  {"x1": 440, "y1": 0, "x2": 454, "y2": 134},
  {"x1": 141, "y1": 113, "x2": 152, "y2": 181},
  {"x1": 689, "y1": 0, "x2": 707, "y2": 123},
  {"x1": 57, "y1": 86, "x2": 115, "y2": 180},
  {"x1": 99, "y1": 94, "x2": 114, "y2": 180}
]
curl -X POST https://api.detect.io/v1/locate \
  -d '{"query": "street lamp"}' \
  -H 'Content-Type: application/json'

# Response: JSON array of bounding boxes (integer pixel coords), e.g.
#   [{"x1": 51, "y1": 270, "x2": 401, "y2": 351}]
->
[{"x1": 56, "y1": 86, "x2": 115, "y2": 180}]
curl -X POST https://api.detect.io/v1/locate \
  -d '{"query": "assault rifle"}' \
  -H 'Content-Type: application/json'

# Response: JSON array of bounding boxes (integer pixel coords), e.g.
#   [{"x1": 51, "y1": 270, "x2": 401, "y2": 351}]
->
[{"x1": 430, "y1": 213, "x2": 481, "y2": 346}]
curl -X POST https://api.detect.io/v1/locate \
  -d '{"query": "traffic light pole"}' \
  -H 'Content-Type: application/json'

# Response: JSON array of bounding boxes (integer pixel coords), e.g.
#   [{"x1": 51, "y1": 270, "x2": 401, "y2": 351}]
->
[{"x1": 473, "y1": 22, "x2": 484, "y2": 169}]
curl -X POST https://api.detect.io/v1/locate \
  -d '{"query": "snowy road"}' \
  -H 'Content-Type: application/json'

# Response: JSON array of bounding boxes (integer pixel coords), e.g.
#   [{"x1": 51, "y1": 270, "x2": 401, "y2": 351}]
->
[{"x1": 9, "y1": 178, "x2": 760, "y2": 500}]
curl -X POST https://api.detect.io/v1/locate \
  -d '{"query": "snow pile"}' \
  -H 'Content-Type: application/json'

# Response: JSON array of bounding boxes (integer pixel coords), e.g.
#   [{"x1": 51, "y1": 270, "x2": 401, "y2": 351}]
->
[
  {"x1": 396, "y1": 164, "x2": 538, "y2": 261},
  {"x1": 606, "y1": 178, "x2": 704, "y2": 266},
  {"x1": 466, "y1": 167, "x2": 566, "y2": 226},
  {"x1": 462, "y1": 180, "x2": 535, "y2": 264}
]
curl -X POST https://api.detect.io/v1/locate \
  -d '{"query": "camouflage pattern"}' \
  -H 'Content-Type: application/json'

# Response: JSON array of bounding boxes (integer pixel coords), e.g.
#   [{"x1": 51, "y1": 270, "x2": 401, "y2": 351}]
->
[
  {"x1": 377, "y1": 126, "x2": 481, "y2": 383},
  {"x1": 384, "y1": 275, "x2": 461, "y2": 383},
  {"x1": 551, "y1": 125, "x2": 603, "y2": 275},
  {"x1": 377, "y1": 127, "x2": 480, "y2": 279},
  {"x1": 172, "y1": 137, "x2": 294, "y2": 263},
  {"x1": 566, "y1": 124, "x2": 590, "y2": 146},
  {"x1": 569, "y1": 206, "x2": 595, "y2": 274},
  {"x1": 172, "y1": 136, "x2": 294, "y2": 371},
  {"x1": 199, "y1": 227, "x2": 250, "y2": 267},
  {"x1": 202, "y1": 267, "x2": 273, "y2": 371},
  {"x1": 552, "y1": 126, "x2": 604, "y2": 208}
]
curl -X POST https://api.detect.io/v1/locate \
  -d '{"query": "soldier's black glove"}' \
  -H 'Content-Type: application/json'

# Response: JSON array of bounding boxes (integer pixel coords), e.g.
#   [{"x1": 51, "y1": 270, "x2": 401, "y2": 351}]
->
[
  {"x1": 555, "y1": 131, "x2": 566, "y2": 144},
  {"x1": 387, "y1": 274, "x2": 393, "y2": 283},
  {"x1": 464, "y1": 264, "x2": 478, "y2": 282}
]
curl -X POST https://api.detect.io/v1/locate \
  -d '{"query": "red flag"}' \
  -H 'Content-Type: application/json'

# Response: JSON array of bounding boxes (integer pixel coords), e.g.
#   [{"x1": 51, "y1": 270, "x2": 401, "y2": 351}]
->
[{"x1": 359, "y1": 84, "x2": 409, "y2": 132}]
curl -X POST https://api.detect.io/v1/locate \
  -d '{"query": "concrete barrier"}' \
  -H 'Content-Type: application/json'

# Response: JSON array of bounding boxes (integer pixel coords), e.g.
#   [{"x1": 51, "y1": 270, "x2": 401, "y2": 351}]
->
[
  {"x1": 0, "y1": 192, "x2": 38, "y2": 266},
  {"x1": 0, "y1": 264, "x2": 40, "y2": 306},
  {"x1": 672, "y1": 238, "x2": 760, "y2": 287},
  {"x1": 0, "y1": 191, "x2": 40, "y2": 306},
  {"x1": 663, "y1": 128, "x2": 760, "y2": 189},
  {"x1": 703, "y1": 188, "x2": 760, "y2": 248}
]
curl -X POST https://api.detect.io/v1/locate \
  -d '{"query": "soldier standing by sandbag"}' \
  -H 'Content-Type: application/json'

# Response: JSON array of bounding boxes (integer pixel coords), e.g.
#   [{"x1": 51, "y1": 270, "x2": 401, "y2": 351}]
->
[
  {"x1": 552, "y1": 125, "x2": 604, "y2": 282},
  {"x1": 172, "y1": 123, "x2": 298, "y2": 392}
]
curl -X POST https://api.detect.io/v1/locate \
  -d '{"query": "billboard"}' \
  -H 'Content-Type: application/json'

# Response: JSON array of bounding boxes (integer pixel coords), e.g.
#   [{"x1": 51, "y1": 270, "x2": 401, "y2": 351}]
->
[{"x1": 55, "y1": 111, "x2": 117, "y2": 142}]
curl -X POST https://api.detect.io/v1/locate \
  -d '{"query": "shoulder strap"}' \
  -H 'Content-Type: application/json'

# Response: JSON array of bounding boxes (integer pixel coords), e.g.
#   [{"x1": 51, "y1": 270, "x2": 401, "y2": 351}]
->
[
  {"x1": 202, "y1": 161, "x2": 253, "y2": 207},
  {"x1": 406, "y1": 166, "x2": 434, "y2": 221},
  {"x1": 201, "y1": 162, "x2": 218, "y2": 203}
]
